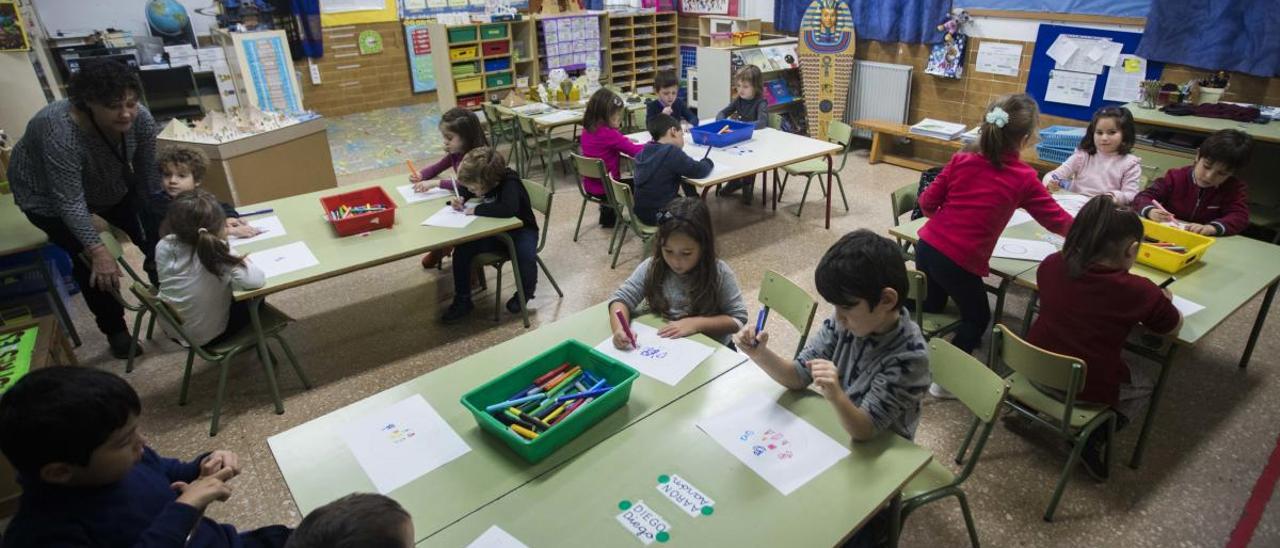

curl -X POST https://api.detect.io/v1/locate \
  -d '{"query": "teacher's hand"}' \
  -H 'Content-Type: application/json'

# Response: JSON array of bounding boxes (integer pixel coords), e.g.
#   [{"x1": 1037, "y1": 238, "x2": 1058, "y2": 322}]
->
[{"x1": 88, "y1": 245, "x2": 122, "y2": 291}]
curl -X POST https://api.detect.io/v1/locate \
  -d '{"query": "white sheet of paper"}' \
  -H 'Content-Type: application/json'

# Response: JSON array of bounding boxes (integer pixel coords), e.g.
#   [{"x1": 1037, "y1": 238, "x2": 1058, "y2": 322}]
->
[
  {"x1": 534, "y1": 110, "x2": 581, "y2": 125},
  {"x1": 615, "y1": 500, "x2": 671, "y2": 545},
  {"x1": 1006, "y1": 209, "x2": 1034, "y2": 228},
  {"x1": 1095, "y1": 41, "x2": 1124, "y2": 67},
  {"x1": 696, "y1": 393, "x2": 851, "y2": 495},
  {"x1": 397, "y1": 184, "x2": 452, "y2": 204},
  {"x1": 227, "y1": 216, "x2": 286, "y2": 247},
  {"x1": 1045, "y1": 70, "x2": 1097, "y2": 107},
  {"x1": 975, "y1": 41, "x2": 1022, "y2": 77},
  {"x1": 1045, "y1": 35, "x2": 1078, "y2": 65},
  {"x1": 465, "y1": 525, "x2": 529, "y2": 548},
  {"x1": 339, "y1": 395, "x2": 471, "y2": 494},
  {"x1": 1052, "y1": 35, "x2": 1110, "y2": 75},
  {"x1": 421, "y1": 207, "x2": 477, "y2": 228},
  {"x1": 1053, "y1": 194, "x2": 1089, "y2": 217},
  {"x1": 248, "y1": 241, "x2": 319, "y2": 278},
  {"x1": 1103, "y1": 55, "x2": 1147, "y2": 103},
  {"x1": 992, "y1": 238, "x2": 1058, "y2": 262},
  {"x1": 1171, "y1": 295, "x2": 1205, "y2": 317},
  {"x1": 655, "y1": 474, "x2": 715, "y2": 517},
  {"x1": 595, "y1": 322, "x2": 714, "y2": 386}
]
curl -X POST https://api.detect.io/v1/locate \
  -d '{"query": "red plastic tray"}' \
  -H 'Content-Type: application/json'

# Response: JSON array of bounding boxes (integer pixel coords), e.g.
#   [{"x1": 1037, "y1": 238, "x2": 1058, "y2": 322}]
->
[{"x1": 319, "y1": 186, "x2": 396, "y2": 236}]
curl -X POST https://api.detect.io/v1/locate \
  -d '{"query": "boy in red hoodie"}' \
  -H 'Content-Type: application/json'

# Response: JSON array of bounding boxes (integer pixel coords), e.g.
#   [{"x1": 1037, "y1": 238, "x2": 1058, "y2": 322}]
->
[{"x1": 1133, "y1": 129, "x2": 1253, "y2": 236}]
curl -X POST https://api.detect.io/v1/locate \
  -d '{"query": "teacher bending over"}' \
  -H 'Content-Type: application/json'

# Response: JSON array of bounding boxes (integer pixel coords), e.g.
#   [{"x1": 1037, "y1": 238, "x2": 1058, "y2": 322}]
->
[{"x1": 7, "y1": 59, "x2": 161, "y2": 359}]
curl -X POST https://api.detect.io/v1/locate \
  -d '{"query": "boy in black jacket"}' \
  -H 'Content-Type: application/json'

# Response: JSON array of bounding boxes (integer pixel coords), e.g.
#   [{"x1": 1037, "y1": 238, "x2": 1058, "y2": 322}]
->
[
  {"x1": 645, "y1": 70, "x2": 697, "y2": 126},
  {"x1": 633, "y1": 115, "x2": 714, "y2": 225}
]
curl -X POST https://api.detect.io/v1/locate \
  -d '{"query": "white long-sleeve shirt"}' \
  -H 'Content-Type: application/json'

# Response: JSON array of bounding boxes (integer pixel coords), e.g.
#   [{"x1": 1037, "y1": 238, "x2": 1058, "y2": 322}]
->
[
  {"x1": 156, "y1": 235, "x2": 265, "y2": 346},
  {"x1": 1041, "y1": 149, "x2": 1143, "y2": 205}
]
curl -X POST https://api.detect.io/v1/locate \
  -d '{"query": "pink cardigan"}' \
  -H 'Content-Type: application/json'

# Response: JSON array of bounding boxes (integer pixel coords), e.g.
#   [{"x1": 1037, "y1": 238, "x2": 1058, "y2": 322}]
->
[
  {"x1": 919, "y1": 151, "x2": 1074, "y2": 276},
  {"x1": 1041, "y1": 149, "x2": 1142, "y2": 205},
  {"x1": 580, "y1": 125, "x2": 643, "y2": 196}
]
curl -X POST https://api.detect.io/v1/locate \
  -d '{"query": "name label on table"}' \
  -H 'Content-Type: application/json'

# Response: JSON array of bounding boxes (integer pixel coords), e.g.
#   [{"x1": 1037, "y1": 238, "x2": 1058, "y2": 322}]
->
[
  {"x1": 615, "y1": 499, "x2": 671, "y2": 545},
  {"x1": 655, "y1": 474, "x2": 715, "y2": 517}
]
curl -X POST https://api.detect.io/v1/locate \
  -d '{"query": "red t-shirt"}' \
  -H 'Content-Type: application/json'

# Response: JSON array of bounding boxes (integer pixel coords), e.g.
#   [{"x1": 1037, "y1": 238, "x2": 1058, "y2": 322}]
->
[{"x1": 1027, "y1": 253, "x2": 1181, "y2": 406}]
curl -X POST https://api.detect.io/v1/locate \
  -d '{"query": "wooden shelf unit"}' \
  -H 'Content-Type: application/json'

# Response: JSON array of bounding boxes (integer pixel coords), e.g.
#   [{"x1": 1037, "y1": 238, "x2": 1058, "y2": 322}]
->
[
  {"x1": 697, "y1": 15, "x2": 761, "y2": 47},
  {"x1": 604, "y1": 11, "x2": 679, "y2": 93},
  {"x1": 534, "y1": 11, "x2": 610, "y2": 87},
  {"x1": 429, "y1": 21, "x2": 523, "y2": 110}
]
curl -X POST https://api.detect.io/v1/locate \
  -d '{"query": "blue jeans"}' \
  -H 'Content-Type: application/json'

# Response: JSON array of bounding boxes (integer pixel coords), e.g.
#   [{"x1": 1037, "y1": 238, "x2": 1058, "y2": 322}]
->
[{"x1": 452, "y1": 228, "x2": 538, "y2": 301}]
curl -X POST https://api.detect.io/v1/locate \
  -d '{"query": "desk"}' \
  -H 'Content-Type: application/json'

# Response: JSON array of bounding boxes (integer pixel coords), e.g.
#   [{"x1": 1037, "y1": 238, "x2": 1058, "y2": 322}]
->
[
  {"x1": 268, "y1": 302, "x2": 746, "y2": 542},
  {"x1": 853, "y1": 119, "x2": 1061, "y2": 173},
  {"x1": 625, "y1": 127, "x2": 844, "y2": 228},
  {"x1": 1124, "y1": 102, "x2": 1280, "y2": 145},
  {"x1": 1013, "y1": 234, "x2": 1280, "y2": 468},
  {"x1": 0, "y1": 195, "x2": 79, "y2": 347},
  {"x1": 420, "y1": 364, "x2": 932, "y2": 547}
]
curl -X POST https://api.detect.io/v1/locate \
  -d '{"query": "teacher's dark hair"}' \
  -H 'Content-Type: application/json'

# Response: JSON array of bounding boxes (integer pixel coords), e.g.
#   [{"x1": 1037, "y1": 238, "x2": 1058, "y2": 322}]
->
[{"x1": 68, "y1": 59, "x2": 142, "y2": 109}]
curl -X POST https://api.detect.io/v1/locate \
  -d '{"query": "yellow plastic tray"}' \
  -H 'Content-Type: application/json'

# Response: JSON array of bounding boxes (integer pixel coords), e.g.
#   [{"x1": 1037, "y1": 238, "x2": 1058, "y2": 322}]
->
[
  {"x1": 449, "y1": 45, "x2": 479, "y2": 61},
  {"x1": 1136, "y1": 218, "x2": 1215, "y2": 273},
  {"x1": 455, "y1": 76, "x2": 484, "y2": 94}
]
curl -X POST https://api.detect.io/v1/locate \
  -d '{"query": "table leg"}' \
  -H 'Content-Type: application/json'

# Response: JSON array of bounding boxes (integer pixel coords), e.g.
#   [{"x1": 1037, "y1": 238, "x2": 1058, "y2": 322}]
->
[
  {"x1": 1129, "y1": 345, "x2": 1177, "y2": 469},
  {"x1": 248, "y1": 298, "x2": 285, "y2": 414},
  {"x1": 499, "y1": 232, "x2": 530, "y2": 328},
  {"x1": 1239, "y1": 281, "x2": 1277, "y2": 369},
  {"x1": 771, "y1": 168, "x2": 779, "y2": 211},
  {"x1": 992, "y1": 277, "x2": 1011, "y2": 326},
  {"x1": 761, "y1": 170, "x2": 767, "y2": 208},
  {"x1": 825, "y1": 155, "x2": 833, "y2": 229},
  {"x1": 700, "y1": 186, "x2": 710, "y2": 199},
  {"x1": 868, "y1": 132, "x2": 884, "y2": 164},
  {"x1": 36, "y1": 255, "x2": 80, "y2": 347}
]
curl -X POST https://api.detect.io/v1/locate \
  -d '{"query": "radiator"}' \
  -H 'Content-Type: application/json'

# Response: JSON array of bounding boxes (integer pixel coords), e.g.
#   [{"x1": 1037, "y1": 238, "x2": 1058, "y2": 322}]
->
[{"x1": 847, "y1": 61, "x2": 912, "y2": 139}]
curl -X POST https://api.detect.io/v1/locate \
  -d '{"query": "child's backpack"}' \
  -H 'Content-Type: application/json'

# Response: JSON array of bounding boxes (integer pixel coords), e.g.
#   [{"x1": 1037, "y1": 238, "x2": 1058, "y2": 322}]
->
[{"x1": 910, "y1": 167, "x2": 943, "y2": 220}]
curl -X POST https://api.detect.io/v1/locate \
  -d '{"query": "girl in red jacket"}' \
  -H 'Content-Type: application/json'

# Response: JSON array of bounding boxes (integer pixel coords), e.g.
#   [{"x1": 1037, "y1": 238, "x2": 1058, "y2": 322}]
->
[{"x1": 917, "y1": 94, "x2": 1074, "y2": 369}]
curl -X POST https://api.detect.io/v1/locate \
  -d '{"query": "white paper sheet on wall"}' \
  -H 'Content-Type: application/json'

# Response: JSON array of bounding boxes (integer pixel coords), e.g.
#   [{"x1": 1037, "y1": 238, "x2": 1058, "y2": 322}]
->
[
  {"x1": 1045, "y1": 70, "x2": 1097, "y2": 107},
  {"x1": 1103, "y1": 55, "x2": 1147, "y2": 103},
  {"x1": 975, "y1": 42, "x2": 1023, "y2": 77}
]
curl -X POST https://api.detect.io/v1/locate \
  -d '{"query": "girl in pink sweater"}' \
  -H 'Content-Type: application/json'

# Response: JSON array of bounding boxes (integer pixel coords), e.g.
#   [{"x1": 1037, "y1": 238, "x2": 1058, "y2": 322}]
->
[
  {"x1": 1041, "y1": 106, "x2": 1142, "y2": 205},
  {"x1": 917, "y1": 94, "x2": 1073, "y2": 364},
  {"x1": 410, "y1": 107, "x2": 489, "y2": 268},
  {"x1": 581, "y1": 88, "x2": 643, "y2": 228}
]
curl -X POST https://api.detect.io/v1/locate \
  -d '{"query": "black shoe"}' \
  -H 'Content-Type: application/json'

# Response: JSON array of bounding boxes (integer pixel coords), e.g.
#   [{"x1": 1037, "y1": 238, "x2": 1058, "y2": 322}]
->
[
  {"x1": 108, "y1": 331, "x2": 143, "y2": 360},
  {"x1": 505, "y1": 293, "x2": 532, "y2": 314},
  {"x1": 1080, "y1": 427, "x2": 1110, "y2": 481},
  {"x1": 740, "y1": 183, "x2": 754, "y2": 204},
  {"x1": 440, "y1": 299, "x2": 474, "y2": 324},
  {"x1": 719, "y1": 180, "x2": 746, "y2": 195}
]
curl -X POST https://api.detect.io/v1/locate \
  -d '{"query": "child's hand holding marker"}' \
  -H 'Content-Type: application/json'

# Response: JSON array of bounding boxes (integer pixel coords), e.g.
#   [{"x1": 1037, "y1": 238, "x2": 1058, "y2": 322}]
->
[
  {"x1": 733, "y1": 321, "x2": 769, "y2": 354},
  {"x1": 1148, "y1": 199, "x2": 1176, "y2": 223},
  {"x1": 613, "y1": 309, "x2": 638, "y2": 351}
]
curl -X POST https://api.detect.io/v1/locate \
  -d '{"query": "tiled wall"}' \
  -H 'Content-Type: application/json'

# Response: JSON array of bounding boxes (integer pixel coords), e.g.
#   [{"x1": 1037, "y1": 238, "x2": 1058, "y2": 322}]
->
[{"x1": 302, "y1": 22, "x2": 436, "y2": 117}]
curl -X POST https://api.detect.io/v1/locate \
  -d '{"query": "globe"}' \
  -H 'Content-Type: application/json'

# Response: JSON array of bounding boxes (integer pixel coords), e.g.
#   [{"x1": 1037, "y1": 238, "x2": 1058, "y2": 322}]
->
[{"x1": 145, "y1": 0, "x2": 190, "y2": 37}]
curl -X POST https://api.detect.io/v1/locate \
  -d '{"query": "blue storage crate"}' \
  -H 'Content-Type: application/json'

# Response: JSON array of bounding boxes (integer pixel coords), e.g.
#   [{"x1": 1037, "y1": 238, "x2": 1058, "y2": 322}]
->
[
  {"x1": 0, "y1": 245, "x2": 78, "y2": 300},
  {"x1": 679, "y1": 45, "x2": 697, "y2": 80},
  {"x1": 690, "y1": 120, "x2": 754, "y2": 148},
  {"x1": 483, "y1": 58, "x2": 511, "y2": 72},
  {"x1": 1038, "y1": 125, "x2": 1086, "y2": 150},
  {"x1": 1036, "y1": 143, "x2": 1075, "y2": 164}
]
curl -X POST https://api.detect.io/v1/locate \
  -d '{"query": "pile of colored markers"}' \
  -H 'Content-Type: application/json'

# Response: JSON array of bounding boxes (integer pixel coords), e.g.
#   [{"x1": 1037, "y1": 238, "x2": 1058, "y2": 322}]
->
[
  {"x1": 1144, "y1": 237, "x2": 1188, "y2": 253},
  {"x1": 484, "y1": 363, "x2": 612, "y2": 441},
  {"x1": 328, "y1": 203, "x2": 387, "y2": 220}
]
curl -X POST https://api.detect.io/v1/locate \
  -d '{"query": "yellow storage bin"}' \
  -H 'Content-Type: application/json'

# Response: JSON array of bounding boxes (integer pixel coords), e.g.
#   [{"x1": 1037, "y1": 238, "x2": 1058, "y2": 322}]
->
[
  {"x1": 456, "y1": 76, "x2": 484, "y2": 94},
  {"x1": 732, "y1": 31, "x2": 760, "y2": 46},
  {"x1": 1137, "y1": 218, "x2": 1216, "y2": 274},
  {"x1": 449, "y1": 45, "x2": 479, "y2": 61}
]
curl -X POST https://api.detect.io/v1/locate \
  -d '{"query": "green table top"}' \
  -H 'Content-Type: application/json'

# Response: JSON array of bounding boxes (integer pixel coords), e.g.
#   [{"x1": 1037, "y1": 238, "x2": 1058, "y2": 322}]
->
[
  {"x1": 420, "y1": 364, "x2": 933, "y2": 547},
  {"x1": 267, "y1": 302, "x2": 748, "y2": 542},
  {"x1": 1124, "y1": 102, "x2": 1280, "y2": 145},
  {"x1": 230, "y1": 174, "x2": 522, "y2": 301},
  {"x1": 0, "y1": 194, "x2": 49, "y2": 256},
  {"x1": 1016, "y1": 233, "x2": 1280, "y2": 347},
  {"x1": 888, "y1": 217, "x2": 1043, "y2": 280}
]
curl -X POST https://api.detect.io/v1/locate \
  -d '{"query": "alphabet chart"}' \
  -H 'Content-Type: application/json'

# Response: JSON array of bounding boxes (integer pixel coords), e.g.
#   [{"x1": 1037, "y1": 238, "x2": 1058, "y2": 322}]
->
[
  {"x1": 594, "y1": 322, "x2": 714, "y2": 386},
  {"x1": 696, "y1": 393, "x2": 850, "y2": 495}
]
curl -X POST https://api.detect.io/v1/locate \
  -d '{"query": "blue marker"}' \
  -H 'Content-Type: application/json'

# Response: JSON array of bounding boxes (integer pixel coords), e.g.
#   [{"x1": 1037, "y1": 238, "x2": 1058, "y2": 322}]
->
[
  {"x1": 752, "y1": 308, "x2": 769, "y2": 347},
  {"x1": 238, "y1": 208, "x2": 274, "y2": 217},
  {"x1": 1050, "y1": 174, "x2": 1070, "y2": 191},
  {"x1": 556, "y1": 386, "x2": 611, "y2": 403},
  {"x1": 485, "y1": 393, "x2": 546, "y2": 413}
]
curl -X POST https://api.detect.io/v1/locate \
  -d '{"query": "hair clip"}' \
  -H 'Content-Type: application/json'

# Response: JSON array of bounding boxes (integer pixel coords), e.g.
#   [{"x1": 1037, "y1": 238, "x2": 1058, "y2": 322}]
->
[
  {"x1": 197, "y1": 227, "x2": 209, "y2": 234},
  {"x1": 985, "y1": 107, "x2": 1009, "y2": 128},
  {"x1": 655, "y1": 209, "x2": 677, "y2": 224}
]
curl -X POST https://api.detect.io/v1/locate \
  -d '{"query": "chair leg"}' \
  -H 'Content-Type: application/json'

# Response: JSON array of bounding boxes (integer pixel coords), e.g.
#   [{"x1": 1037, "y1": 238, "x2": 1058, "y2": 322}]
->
[
  {"x1": 126, "y1": 310, "x2": 145, "y2": 373},
  {"x1": 955, "y1": 416, "x2": 982, "y2": 464},
  {"x1": 272, "y1": 335, "x2": 312, "y2": 389},
  {"x1": 1044, "y1": 429, "x2": 1090, "y2": 521},
  {"x1": 574, "y1": 198, "x2": 588, "y2": 242},
  {"x1": 835, "y1": 173, "x2": 850, "y2": 211},
  {"x1": 179, "y1": 350, "x2": 196, "y2": 405},
  {"x1": 210, "y1": 358, "x2": 231, "y2": 436},
  {"x1": 145, "y1": 311, "x2": 156, "y2": 340},
  {"x1": 493, "y1": 262, "x2": 505, "y2": 322},
  {"x1": 608, "y1": 216, "x2": 624, "y2": 255},
  {"x1": 955, "y1": 489, "x2": 981, "y2": 548},
  {"x1": 255, "y1": 339, "x2": 285, "y2": 415},
  {"x1": 797, "y1": 174, "x2": 814, "y2": 217},
  {"x1": 537, "y1": 257, "x2": 564, "y2": 297},
  {"x1": 611, "y1": 228, "x2": 627, "y2": 269}
]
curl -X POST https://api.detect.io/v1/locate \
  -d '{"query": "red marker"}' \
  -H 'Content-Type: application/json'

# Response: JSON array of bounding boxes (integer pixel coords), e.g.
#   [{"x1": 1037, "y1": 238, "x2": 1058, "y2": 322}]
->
[{"x1": 615, "y1": 310, "x2": 637, "y2": 349}]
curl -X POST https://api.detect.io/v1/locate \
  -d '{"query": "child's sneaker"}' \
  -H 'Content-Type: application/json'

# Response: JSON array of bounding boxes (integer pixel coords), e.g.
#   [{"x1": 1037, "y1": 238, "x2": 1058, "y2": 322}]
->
[
  {"x1": 929, "y1": 382, "x2": 956, "y2": 399},
  {"x1": 440, "y1": 299, "x2": 474, "y2": 324},
  {"x1": 1079, "y1": 427, "x2": 1110, "y2": 481},
  {"x1": 505, "y1": 293, "x2": 532, "y2": 314}
]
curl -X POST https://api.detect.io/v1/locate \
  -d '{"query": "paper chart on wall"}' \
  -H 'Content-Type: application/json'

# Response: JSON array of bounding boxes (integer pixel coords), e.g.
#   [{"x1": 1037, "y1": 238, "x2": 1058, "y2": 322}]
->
[
  {"x1": 975, "y1": 41, "x2": 1023, "y2": 77},
  {"x1": 1103, "y1": 55, "x2": 1147, "y2": 103},
  {"x1": 227, "y1": 216, "x2": 287, "y2": 247},
  {"x1": 695, "y1": 393, "x2": 850, "y2": 495},
  {"x1": 247, "y1": 241, "x2": 319, "y2": 278},
  {"x1": 339, "y1": 394, "x2": 471, "y2": 494},
  {"x1": 991, "y1": 238, "x2": 1058, "y2": 262},
  {"x1": 594, "y1": 322, "x2": 714, "y2": 386},
  {"x1": 1045, "y1": 70, "x2": 1097, "y2": 107}
]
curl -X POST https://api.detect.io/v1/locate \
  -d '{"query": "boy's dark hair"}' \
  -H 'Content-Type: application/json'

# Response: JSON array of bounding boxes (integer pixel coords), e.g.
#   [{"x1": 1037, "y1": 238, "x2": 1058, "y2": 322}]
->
[
  {"x1": 68, "y1": 58, "x2": 142, "y2": 109},
  {"x1": 1198, "y1": 129, "x2": 1254, "y2": 171},
  {"x1": 1079, "y1": 106, "x2": 1136, "y2": 155},
  {"x1": 1062, "y1": 195, "x2": 1143, "y2": 278},
  {"x1": 584, "y1": 87, "x2": 626, "y2": 132},
  {"x1": 285, "y1": 493, "x2": 411, "y2": 548},
  {"x1": 814, "y1": 229, "x2": 908, "y2": 309},
  {"x1": 157, "y1": 145, "x2": 209, "y2": 183},
  {"x1": 975, "y1": 93, "x2": 1039, "y2": 170},
  {"x1": 439, "y1": 107, "x2": 489, "y2": 152},
  {"x1": 655, "y1": 70, "x2": 679, "y2": 91},
  {"x1": 646, "y1": 198, "x2": 721, "y2": 318},
  {"x1": 0, "y1": 367, "x2": 141, "y2": 476},
  {"x1": 647, "y1": 114, "x2": 682, "y2": 141}
]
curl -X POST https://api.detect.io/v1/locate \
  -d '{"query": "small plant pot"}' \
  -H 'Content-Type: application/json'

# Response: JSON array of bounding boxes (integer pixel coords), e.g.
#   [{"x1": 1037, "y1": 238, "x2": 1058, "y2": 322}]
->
[{"x1": 1197, "y1": 86, "x2": 1226, "y2": 105}]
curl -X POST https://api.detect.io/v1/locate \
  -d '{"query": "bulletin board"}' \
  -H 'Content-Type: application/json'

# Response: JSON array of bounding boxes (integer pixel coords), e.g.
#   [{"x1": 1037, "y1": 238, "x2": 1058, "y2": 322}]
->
[
  {"x1": 399, "y1": 0, "x2": 529, "y2": 19},
  {"x1": 1025, "y1": 24, "x2": 1163, "y2": 121},
  {"x1": 404, "y1": 20, "x2": 436, "y2": 93}
]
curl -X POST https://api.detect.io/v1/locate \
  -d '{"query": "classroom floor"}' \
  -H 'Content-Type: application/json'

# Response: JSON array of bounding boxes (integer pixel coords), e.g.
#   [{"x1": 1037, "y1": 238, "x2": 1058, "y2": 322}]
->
[{"x1": 54, "y1": 107, "x2": 1280, "y2": 547}]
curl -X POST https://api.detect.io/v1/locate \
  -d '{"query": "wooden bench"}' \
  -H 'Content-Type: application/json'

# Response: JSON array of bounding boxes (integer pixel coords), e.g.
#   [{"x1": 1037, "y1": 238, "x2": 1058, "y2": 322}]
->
[{"x1": 852, "y1": 119, "x2": 1061, "y2": 173}]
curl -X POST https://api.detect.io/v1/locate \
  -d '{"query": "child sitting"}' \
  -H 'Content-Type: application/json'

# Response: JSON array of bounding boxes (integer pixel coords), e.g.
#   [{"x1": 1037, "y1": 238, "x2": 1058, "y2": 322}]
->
[
  {"x1": 632, "y1": 114, "x2": 714, "y2": 225},
  {"x1": 411, "y1": 107, "x2": 489, "y2": 268},
  {"x1": 157, "y1": 190, "x2": 266, "y2": 347},
  {"x1": 581, "y1": 88, "x2": 644, "y2": 228},
  {"x1": 735, "y1": 229, "x2": 929, "y2": 547},
  {"x1": 285, "y1": 493, "x2": 412, "y2": 548},
  {"x1": 1133, "y1": 129, "x2": 1253, "y2": 236},
  {"x1": 716, "y1": 65, "x2": 768, "y2": 200},
  {"x1": 1041, "y1": 106, "x2": 1142, "y2": 205},
  {"x1": 440, "y1": 147, "x2": 540, "y2": 323},
  {"x1": 0, "y1": 367, "x2": 291, "y2": 547},
  {"x1": 646, "y1": 70, "x2": 698, "y2": 126},
  {"x1": 609, "y1": 198, "x2": 747, "y2": 348},
  {"x1": 148, "y1": 145, "x2": 261, "y2": 240},
  {"x1": 1027, "y1": 195, "x2": 1181, "y2": 479}
]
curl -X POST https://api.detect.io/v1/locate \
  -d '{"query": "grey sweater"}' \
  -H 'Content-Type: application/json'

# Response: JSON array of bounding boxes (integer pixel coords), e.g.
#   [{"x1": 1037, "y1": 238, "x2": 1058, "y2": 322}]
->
[
  {"x1": 792, "y1": 311, "x2": 931, "y2": 439},
  {"x1": 715, "y1": 96, "x2": 769, "y2": 129},
  {"x1": 609, "y1": 257, "x2": 749, "y2": 346}
]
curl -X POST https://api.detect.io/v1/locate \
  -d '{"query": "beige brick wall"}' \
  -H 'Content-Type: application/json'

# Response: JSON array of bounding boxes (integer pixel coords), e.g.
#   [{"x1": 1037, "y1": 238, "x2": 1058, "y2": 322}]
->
[{"x1": 302, "y1": 22, "x2": 437, "y2": 117}]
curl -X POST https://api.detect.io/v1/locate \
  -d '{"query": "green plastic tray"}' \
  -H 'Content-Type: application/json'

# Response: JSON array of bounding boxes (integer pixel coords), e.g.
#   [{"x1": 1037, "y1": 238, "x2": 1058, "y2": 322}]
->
[{"x1": 460, "y1": 339, "x2": 638, "y2": 463}]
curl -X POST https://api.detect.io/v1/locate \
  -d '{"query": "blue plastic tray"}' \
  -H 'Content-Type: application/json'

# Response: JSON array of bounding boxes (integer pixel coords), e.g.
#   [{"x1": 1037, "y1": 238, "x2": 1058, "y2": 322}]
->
[
  {"x1": 690, "y1": 120, "x2": 754, "y2": 148},
  {"x1": 1038, "y1": 125, "x2": 1085, "y2": 150},
  {"x1": 1036, "y1": 143, "x2": 1075, "y2": 164}
]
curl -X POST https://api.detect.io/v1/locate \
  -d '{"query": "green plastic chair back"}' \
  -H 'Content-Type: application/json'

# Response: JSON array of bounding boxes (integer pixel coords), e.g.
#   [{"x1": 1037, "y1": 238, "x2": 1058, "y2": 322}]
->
[
  {"x1": 990, "y1": 324, "x2": 1085, "y2": 428},
  {"x1": 522, "y1": 178, "x2": 554, "y2": 253},
  {"x1": 757, "y1": 270, "x2": 818, "y2": 359},
  {"x1": 826, "y1": 120, "x2": 854, "y2": 172},
  {"x1": 905, "y1": 270, "x2": 961, "y2": 339},
  {"x1": 767, "y1": 113, "x2": 783, "y2": 130},
  {"x1": 129, "y1": 282, "x2": 220, "y2": 361},
  {"x1": 571, "y1": 152, "x2": 607, "y2": 181},
  {"x1": 99, "y1": 231, "x2": 148, "y2": 285},
  {"x1": 890, "y1": 183, "x2": 918, "y2": 227},
  {"x1": 932, "y1": 338, "x2": 1007, "y2": 425}
]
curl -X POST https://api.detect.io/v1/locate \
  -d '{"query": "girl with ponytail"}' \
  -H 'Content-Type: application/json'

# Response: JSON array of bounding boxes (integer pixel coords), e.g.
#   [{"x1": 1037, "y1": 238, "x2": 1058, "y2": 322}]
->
[{"x1": 156, "y1": 189, "x2": 265, "y2": 346}]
